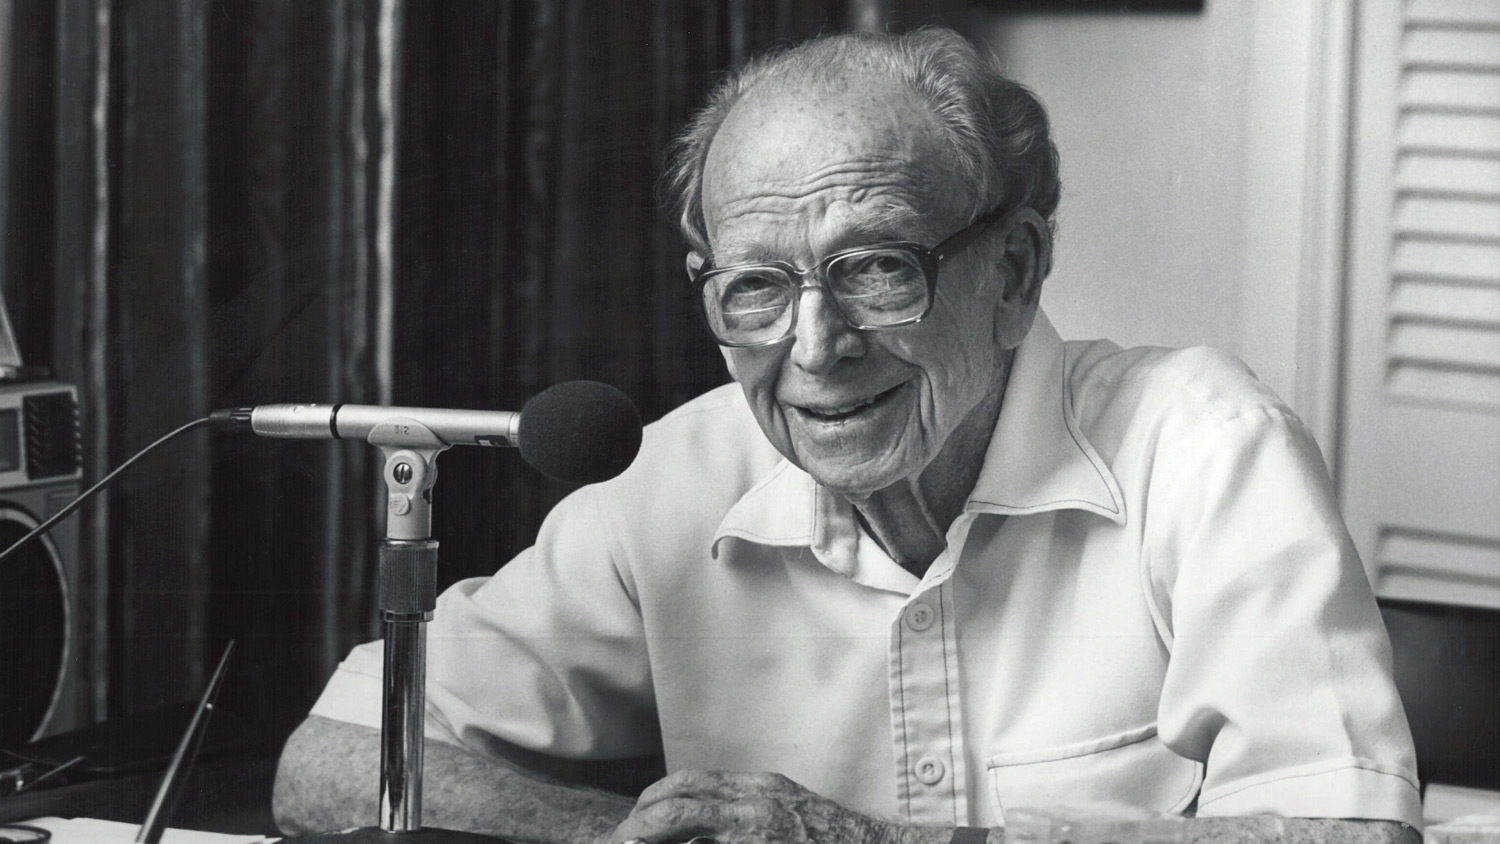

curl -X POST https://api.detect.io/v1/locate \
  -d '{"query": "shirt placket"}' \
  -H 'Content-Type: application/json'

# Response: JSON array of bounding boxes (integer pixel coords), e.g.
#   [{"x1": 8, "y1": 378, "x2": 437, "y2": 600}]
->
[{"x1": 889, "y1": 575, "x2": 970, "y2": 825}]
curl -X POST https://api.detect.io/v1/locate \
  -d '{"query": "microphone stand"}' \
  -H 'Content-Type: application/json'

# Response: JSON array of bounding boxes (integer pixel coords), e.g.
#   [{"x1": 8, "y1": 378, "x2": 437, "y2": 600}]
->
[
  {"x1": 225, "y1": 383, "x2": 641, "y2": 843},
  {"x1": 289, "y1": 419, "x2": 505, "y2": 842}
]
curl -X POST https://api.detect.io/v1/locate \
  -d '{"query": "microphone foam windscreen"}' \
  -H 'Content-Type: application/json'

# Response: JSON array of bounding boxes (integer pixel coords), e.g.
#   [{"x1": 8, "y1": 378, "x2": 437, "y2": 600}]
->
[{"x1": 517, "y1": 381, "x2": 643, "y2": 484}]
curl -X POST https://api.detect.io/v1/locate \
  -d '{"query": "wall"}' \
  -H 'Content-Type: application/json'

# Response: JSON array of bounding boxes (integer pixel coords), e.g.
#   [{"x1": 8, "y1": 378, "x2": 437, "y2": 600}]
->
[{"x1": 977, "y1": 4, "x2": 1336, "y2": 430}]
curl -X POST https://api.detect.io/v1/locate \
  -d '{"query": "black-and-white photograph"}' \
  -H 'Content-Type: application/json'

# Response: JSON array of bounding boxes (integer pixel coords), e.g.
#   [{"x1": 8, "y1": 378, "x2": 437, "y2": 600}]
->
[{"x1": 0, "y1": 2, "x2": 1495, "y2": 842}]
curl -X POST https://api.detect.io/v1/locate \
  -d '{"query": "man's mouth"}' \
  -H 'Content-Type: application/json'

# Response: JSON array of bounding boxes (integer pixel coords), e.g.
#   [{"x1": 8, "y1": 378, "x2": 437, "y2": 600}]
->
[{"x1": 794, "y1": 383, "x2": 905, "y2": 423}]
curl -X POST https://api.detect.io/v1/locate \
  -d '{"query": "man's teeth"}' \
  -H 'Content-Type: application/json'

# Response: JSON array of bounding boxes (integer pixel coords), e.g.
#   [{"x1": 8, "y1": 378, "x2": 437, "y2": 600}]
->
[{"x1": 807, "y1": 397, "x2": 877, "y2": 418}]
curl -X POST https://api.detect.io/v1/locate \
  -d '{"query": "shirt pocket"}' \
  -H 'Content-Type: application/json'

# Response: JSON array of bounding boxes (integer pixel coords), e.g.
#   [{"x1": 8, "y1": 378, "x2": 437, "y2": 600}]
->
[{"x1": 985, "y1": 723, "x2": 1203, "y2": 819}]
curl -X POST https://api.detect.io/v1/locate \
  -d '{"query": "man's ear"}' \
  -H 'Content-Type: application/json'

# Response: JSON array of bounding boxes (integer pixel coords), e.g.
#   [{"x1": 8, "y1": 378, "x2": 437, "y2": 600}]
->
[
  {"x1": 993, "y1": 206, "x2": 1051, "y2": 345},
  {"x1": 685, "y1": 251, "x2": 707, "y2": 278}
]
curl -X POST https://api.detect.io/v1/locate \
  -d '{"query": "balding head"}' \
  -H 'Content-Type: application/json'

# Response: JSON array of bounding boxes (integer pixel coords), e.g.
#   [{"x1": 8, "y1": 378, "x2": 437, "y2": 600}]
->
[
  {"x1": 664, "y1": 27, "x2": 1060, "y2": 266},
  {"x1": 701, "y1": 70, "x2": 965, "y2": 253}
]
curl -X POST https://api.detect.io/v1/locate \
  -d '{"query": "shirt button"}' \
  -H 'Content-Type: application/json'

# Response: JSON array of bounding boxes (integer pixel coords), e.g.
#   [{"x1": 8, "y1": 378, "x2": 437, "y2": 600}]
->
[
  {"x1": 914, "y1": 755, "x2": 946, "y2": 785},
  {"x1": 905, "y1": 602, "x2": 935, "y2": 632}
]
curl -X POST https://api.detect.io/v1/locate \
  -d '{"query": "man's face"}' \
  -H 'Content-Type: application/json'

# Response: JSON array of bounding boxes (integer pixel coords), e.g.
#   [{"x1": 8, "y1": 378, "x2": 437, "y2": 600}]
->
[{"x1": 699, "y1": 75, "x2": 1031, "y2": 496}]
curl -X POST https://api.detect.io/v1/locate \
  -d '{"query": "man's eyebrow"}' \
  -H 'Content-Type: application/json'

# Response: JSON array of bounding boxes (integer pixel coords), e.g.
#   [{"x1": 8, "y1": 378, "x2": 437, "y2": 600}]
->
[
  {"x1": 710, "y1": 238, "x2": 778, "y2": 266},
  {"x1": 824, "y1": 205, "x2": 939, "y2": 250}
]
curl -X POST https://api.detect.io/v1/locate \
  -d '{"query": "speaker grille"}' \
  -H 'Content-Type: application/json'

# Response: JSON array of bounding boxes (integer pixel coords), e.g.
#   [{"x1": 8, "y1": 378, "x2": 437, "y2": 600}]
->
[
  {"x1": 23, "y1": 391, "x2": 81, "y2": 480},
  {"x1": 0, "y1": 517, "x2": 67, "y2": 748}
]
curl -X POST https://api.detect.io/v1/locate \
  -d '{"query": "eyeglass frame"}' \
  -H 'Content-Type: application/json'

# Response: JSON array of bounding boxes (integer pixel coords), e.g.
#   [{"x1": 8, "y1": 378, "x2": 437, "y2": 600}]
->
[{"x1": 688, "y1": 202, "x2": 1017, "y2": 348}]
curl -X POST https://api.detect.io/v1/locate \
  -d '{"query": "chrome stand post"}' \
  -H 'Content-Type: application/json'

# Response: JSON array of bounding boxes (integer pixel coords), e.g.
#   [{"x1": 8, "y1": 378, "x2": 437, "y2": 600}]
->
[{"x1": 380, "y1": 590, "x2": 433, "y2": 830}]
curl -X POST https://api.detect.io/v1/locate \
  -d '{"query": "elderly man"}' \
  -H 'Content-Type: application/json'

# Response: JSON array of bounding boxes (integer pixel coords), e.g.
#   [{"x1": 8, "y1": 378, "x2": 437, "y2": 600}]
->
[{"x1": 274, "y1": 27, "x2": 1421, "y2": 844}]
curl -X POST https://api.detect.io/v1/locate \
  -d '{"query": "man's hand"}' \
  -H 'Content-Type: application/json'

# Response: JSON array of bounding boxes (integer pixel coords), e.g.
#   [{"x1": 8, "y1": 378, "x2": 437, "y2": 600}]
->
[{"x1": 604, "y1": 770, "x2": 918, "y2": 844}]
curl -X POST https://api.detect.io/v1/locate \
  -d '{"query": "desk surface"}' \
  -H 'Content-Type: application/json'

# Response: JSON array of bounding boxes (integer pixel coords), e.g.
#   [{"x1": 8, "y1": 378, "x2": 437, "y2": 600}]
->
[
  {"x1": 0, "y1": 756, "x2": 514, "y2": 843},
  {"x1": 0, "y1": 754, "x2": 280, "y2": 836}
]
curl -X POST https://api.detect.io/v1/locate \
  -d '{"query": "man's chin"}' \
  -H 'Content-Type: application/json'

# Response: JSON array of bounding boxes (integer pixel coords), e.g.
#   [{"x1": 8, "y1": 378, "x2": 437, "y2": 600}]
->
[{"x1": 796, "y1": 452, "x2": 912, "y2": 497}]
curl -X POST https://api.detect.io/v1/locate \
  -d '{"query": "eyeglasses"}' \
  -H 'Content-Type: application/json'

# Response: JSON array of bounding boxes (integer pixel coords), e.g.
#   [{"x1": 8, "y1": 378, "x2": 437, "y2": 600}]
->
[{"x1": 690, "y1": 204, "x2": 1012, "y2": 347}]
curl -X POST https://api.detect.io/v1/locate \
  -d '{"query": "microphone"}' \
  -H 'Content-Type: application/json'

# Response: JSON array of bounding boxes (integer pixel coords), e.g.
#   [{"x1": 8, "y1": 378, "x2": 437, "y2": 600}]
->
[{"x1": 212, "y1": 380, "x2": 642, "y2": 484}]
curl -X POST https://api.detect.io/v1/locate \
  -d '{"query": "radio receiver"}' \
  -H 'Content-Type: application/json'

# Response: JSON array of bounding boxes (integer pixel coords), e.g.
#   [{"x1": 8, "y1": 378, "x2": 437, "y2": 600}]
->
[{"x1": 0, "y1": 288, "x2": 82, "y2": 749}]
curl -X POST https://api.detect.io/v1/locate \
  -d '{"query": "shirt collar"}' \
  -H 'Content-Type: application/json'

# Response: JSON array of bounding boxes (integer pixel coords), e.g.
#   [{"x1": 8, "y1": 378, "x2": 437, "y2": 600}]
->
[
  {"x1": 964, "y1": 310, "x2": 1125, "y2": 524},
  {"x1": 711, "y1": 309, "x2": 1125, "y2": 565}
]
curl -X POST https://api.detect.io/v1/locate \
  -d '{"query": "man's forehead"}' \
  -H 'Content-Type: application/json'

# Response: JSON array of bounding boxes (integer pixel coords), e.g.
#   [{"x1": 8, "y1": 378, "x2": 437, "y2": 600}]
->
[{"x1": 700, "y1": 74, "x2": 958, "y2": 237}]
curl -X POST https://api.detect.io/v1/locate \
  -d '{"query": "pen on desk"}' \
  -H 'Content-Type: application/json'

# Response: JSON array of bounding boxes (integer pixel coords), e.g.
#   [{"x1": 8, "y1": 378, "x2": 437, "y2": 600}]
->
[
  {"x1": 135, "y1": 640, "x2": 236, "y2": 844},
  {"x1": 19, "y1": 754, "x2": 85, "y2": 793}
]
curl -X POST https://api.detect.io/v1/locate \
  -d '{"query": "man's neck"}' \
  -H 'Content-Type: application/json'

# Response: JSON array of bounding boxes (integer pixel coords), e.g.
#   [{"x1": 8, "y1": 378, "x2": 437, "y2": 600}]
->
[{"x1": 848, "y1": 355, "x2": 1012, "y2": 579}]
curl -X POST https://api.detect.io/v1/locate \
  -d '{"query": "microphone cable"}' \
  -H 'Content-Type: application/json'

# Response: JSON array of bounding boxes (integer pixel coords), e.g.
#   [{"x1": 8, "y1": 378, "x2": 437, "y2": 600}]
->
[{"x1": 0, "y1": 416, "x2": 214, "y2": 567}]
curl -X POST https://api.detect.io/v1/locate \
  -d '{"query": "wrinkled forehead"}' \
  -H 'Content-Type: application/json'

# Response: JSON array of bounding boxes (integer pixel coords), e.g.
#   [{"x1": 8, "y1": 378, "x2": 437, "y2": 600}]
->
[{"x1": 701, "y1": 73, "x2": 964, "y2": 243}]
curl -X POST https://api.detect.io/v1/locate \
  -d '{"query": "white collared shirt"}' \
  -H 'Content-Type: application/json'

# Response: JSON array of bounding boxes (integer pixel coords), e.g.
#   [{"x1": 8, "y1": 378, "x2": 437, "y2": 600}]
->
[{"x1": 312, "y1": 312, "x2": 1422, "y2": 829}]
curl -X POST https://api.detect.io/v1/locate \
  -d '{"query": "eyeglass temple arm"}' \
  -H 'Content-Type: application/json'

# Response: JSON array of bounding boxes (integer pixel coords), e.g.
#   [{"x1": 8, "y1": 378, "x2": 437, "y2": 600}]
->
[{"x1": 932, "y1": 203, "x2": 1014, "y2": 264}]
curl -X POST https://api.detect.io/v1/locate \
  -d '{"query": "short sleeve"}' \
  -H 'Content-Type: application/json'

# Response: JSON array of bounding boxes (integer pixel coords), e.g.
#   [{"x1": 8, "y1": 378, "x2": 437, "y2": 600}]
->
[
  {"x1": 310, "y1": 482, "x2": 660, "y2": 760},
  {"x1": 1144, "y1": 404, "x2": 1422, "y2": 827}
]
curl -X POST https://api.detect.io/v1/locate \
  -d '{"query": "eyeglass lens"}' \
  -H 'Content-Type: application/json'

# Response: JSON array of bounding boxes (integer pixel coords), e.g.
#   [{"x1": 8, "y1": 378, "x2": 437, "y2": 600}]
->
[{"x1": 704, "y1": 248, "x2": 930, "y2": 344}]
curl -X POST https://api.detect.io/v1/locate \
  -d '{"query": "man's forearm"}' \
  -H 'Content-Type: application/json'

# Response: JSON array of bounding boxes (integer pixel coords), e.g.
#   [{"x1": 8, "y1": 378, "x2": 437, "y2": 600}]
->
[
  {"x1": 272, "y1": 714, "x2": 634, "y2": 844},
  {"x1": 893, "y1": 817, "x2": 1419, "y2": 844},
  {"x1": 1185, "y1": 817, "x2": 1419, "y2": 844}
]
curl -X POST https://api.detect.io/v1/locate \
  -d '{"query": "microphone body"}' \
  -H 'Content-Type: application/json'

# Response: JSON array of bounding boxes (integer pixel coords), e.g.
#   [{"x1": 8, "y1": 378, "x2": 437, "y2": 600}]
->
[
  {"x1": 246, "y1": 404, "x2": 521, "y2": 449},
  {"x1": 216, "y1": 380, "x2": 643, "y2": 484}
]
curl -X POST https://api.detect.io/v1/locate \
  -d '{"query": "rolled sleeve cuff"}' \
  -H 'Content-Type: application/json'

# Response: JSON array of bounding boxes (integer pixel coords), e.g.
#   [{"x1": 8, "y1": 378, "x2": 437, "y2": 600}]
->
[
  {"x1": 308, "y1": 648, "x2": 465, "y2": 746},
  {"x1": 309, "y1": 663, "x2": 383, "y2": 730},
  {"x1": 1197, "y1": 757, "x2": 1423, "y2": 829}
]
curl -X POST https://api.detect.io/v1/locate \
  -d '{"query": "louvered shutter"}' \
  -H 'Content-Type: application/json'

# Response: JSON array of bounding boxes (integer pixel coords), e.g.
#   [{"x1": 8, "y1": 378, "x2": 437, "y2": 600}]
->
[{"x1": 1341, "y1": 0, "x2": 1500, "y2": 607}]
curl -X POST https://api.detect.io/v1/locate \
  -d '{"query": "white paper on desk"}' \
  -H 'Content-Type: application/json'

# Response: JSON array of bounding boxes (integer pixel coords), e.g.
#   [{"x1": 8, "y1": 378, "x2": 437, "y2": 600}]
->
[{"x1": 22, "y1": 817, "x2": 278, "y2": 843}]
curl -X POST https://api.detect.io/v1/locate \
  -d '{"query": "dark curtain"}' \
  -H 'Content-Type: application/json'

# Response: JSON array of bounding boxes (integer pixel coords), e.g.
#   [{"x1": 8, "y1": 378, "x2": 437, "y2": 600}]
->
[{"x1": 3, "y1": 0, "x2": 974, "y2": 742}]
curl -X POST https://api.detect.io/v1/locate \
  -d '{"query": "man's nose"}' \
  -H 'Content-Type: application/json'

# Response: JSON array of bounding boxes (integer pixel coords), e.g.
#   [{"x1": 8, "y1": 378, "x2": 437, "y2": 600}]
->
[{"x1": 788, "y1": 287, "x2": 864, "y2": 373}]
